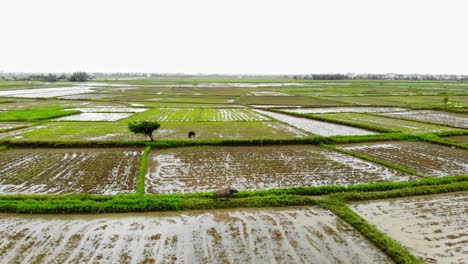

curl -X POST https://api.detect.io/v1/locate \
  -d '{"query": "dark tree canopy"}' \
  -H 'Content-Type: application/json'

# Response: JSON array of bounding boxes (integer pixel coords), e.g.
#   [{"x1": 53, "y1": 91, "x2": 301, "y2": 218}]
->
[
  {"x1": 128, "y1": 120, "x2": 160, "y2": 141},
  {"x1": 68, "y1": 72, "x2": 91, "y2": 82}
]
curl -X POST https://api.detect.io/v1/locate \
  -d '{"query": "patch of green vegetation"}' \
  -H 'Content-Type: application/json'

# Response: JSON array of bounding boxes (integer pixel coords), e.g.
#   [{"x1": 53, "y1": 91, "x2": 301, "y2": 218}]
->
[
  {"x1": 0, "y1": 175, "x2": 466, "y2": 213},
  {"x1": 0, "y1": 106, "x2": 79, "y2": 121},
  {"x1": 137, "y1": 146, "x2": 151, "y2": 195}
]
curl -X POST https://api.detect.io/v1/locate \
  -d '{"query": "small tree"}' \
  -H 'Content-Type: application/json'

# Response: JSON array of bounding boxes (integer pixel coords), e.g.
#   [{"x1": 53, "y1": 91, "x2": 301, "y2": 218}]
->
[{"x1": 128, "y1": 120, "x2": 160, "y2": 141}]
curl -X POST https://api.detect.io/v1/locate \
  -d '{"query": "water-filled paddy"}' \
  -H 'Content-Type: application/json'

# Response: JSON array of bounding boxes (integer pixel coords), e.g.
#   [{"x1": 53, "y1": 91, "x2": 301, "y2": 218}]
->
[
  {"x1": 0, "y1": 206, "x2": 391, "y2": 263},
  {"x1": 145, "y1": 145, "x2": 415, "y2": 193},
  {"x1": 254, "y1": 110, "x2": 376, "y2": 136},
  {"x1": 0, "y1": 148, "x2": 141, "y2": 194},
  {"x1": 340, "y1": 142, "x2": 468, "y2": 176},
  {"x1": 351, "y1": 192, "x2": 468, "y2": 263}
]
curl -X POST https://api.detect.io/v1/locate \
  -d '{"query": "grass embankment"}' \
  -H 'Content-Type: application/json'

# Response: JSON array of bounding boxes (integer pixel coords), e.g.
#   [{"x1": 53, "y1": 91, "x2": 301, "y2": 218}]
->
[
  {"x1": 0, "y1": 175, "x2": 466, "y2": 214},
  {"x1": 136, "y1": 146, "x2": 151, "y2": 195},
  {"x1": 0, "y1": 106, "x2": 79, "y2": 121}
]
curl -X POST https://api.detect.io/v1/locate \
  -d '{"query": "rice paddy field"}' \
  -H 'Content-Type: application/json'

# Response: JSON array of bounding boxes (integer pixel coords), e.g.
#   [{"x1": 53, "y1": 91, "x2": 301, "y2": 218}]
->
[
  {"x1": 145, "y1": 145, "x2": 415, "y2": 193},
  {"x1": 0, "y1": 78, "x2": 467, "y2": 263}
]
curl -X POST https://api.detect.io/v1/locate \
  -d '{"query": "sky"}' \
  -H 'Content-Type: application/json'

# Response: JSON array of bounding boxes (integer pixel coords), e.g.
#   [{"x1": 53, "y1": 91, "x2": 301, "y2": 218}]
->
[{"x1": 1, "y1": 0, "x2": 467, "y2": 74}]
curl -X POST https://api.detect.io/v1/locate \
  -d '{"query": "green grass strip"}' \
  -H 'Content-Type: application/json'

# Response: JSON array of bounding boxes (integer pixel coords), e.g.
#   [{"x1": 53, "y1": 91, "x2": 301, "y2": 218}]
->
[
  {"x1": 0, "y1": 176, "x2": 466, "y2": 214},
  {"x1": 136, "y1": 146, "x2": 151, "y2": 195},
  {"x1": 0, "y1": 195, "x2": 320, "y2": 214},
  {"x1": 322, "y1": 144, "x2": 424, "y2": 177},
  {"x1": 332, "y1": 181, "x2": 468, "y2": 202},
  {"x1": 320, "y1": 200, "x2": 423, "y2": 264}
]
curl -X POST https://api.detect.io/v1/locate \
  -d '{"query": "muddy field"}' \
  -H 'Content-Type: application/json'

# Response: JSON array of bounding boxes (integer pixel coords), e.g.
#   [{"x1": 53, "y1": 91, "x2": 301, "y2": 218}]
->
[
  {"x1": 254, "y1": 110, "x2": 375, "y2": 136},
  {"x1": 318, "y1": 113, "x2": 457, "y2": 133},
  {"x1": 145, "y1": 146, "x2": 415, "y2": 193},
  {"x1": 0, "y1": 148, "x2": 141, "y2": 194},
  {"x1": 351, "y1": 192, "x2": 468, "y2": 263},
  {"x1": 339, "y1": 142, "x2": 468, "y2": 176},
  {"x1": 379, "y1": 110, "x2": 468, "y2": 128},
  {"x1": 447, "y1": 135, "x2": 468, "y2": 144},
  {"x1": 0, "y1": 206, "x2": 391, "y2": 263}
]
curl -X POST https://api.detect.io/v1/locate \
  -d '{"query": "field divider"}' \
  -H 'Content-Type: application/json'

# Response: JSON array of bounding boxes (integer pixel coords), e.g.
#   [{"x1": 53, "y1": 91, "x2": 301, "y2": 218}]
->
[
  {"x1": 321, "y1": 144, "x2": 425, "y2": 177},
  {"x1": 136, "y1": 146, "x2": 151, "y2": 195}
]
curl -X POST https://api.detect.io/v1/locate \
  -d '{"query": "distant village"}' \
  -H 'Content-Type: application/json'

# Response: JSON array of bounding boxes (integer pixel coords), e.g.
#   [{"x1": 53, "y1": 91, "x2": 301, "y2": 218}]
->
[{"x1": 1, "y1": 72, "x2": 468, "y2": 81}]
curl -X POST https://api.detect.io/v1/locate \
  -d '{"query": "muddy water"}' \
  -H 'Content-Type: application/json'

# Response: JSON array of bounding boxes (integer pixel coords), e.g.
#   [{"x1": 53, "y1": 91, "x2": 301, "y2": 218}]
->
[
  {"x1": 146, "y1": 145, "x2": 415, "y2": 193},
  {"x1": 0, "y1": 207, "x2": 391, "y2": 264},
  {"x1": 253, "y1": 110, "x2": 375, "y2": 136},
  {"x1": 351, "y1": 192, "x2": 468, "y2": 263},
  {"x1": 0, "y1": 87, "x2": 95, "y2": 98},
  {"x1": 54, "y1": 113, "x2": 133, "y2": 121}
]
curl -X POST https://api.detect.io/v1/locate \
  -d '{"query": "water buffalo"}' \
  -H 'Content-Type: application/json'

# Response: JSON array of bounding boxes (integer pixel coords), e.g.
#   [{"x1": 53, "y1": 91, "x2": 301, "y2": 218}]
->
[
  {"x1": 188, "y1": 131, "x2": 196, "y2": 139},
  {"x1": 213, "y1": 188, "x2": 238, "y2": 201}
]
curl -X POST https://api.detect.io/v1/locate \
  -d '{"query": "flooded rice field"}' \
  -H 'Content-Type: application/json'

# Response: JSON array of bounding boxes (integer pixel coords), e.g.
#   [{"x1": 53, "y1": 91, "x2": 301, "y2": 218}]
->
[
  {"x1": 351, "y1": 192, "x2": 468, "y2": 263},
  {"x1": 0, "y1": 206, "x2": 391, "y2": 264},
  {"x1": 319, "y1": 113, "x2": 458, "y2": 133},
  {"x1": 447, "y1": 135, "x2": 468, "y2": 144},
  {"x1": 54, "y1": 113, "x2": 134, "y2": 121},
  {"x1": 145, "y1": 146, "x2": 415, "y2": 193},
  {"x1": 280, "y1": 107, "x2": 407, "y2": 114},
  {"x1": 0, "y1": 122, "x2": 31, "y2": 131},
  {"x1": 340, "y1": 142, "x2": 468, "y2": 176},
  {"x1": 0, "y1": 86, "x2": 95, "y2": 98},
  {"x1": 253, "y1": 110, "x2": 376, "y2": 136},
  {"x1": 250, "y1": 91, "x2": 292, "y2": 96},
  {"x1": 379, "y1": 110, "x2": 468, "y2": 128},
  {"x1": 0, "y1": 148, "x2": 141, "y2": 194},
  {"x1": 72, "y1": 107, "x2": 148, "y2": 113}
]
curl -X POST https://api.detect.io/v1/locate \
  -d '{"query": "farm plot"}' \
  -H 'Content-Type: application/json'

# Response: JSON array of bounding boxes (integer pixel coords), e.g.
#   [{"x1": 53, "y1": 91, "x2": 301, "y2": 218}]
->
[
  {"x1": 54, "y1": 113, "x2": 134, "y2": 121},
  {"x1": 0, "y1": 106, "x2": 79, "y2": 122},
  {"x1": 0, "y1": 122, "x2": 146, "y2": 141},
  {"x1": 0, "y1": 122, "x2": 33, "y2": 131},
  {"x1": 145, "y1": 146, "x2": 415, "y2": 193},
  {"x1": 0, "y1": 86, "x2": 95, "y2": 98},
  {"x1": 254, "y1": 110, "x2": 375, "y2": 136},
  {"x1": 250, "y1": 91, "x2": 292, "y2": 96},
  {"x1": 281, "y1": 107, "x2": 407, "y2": 114},
  {"x1": 447, "y1": 135, "x2": 468, "y2": 144},
  {"x1": 351, "y1": 192, "x2": 468, "y2": 263},
  {"x1": 236, "y1": 96, "x2": 344, "y2": 106},
  {"x1": 0, "y1": 207, "x2": 391, "y2": 263},
  {"x1": 127, "y1": 108, "x2": 269, "y2": 122},
  {"x1": 154, "y1": 121, "x2": 307, "y2": 140},
  {"x1": 328, "y1": 96, "x2": 404, "y2": 106},
  {"x1": 318, "y1": 113, "x2": 458, "y2": 133},
  {"x1": 379, "y1": 110, "x2": 468, "y2": 128},
  {"x1": 0, "y1": 148, "x2": 141, "y2": 194},
  {"x1": 339, "y1": 141, "x2": 468, "y2": 176}
]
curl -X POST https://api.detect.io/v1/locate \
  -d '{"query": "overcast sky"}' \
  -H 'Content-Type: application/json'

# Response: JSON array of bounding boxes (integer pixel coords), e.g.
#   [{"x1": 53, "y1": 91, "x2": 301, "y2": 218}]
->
[{"x1": 1, "y1": 0, "x2": 467, "y2": 74}]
